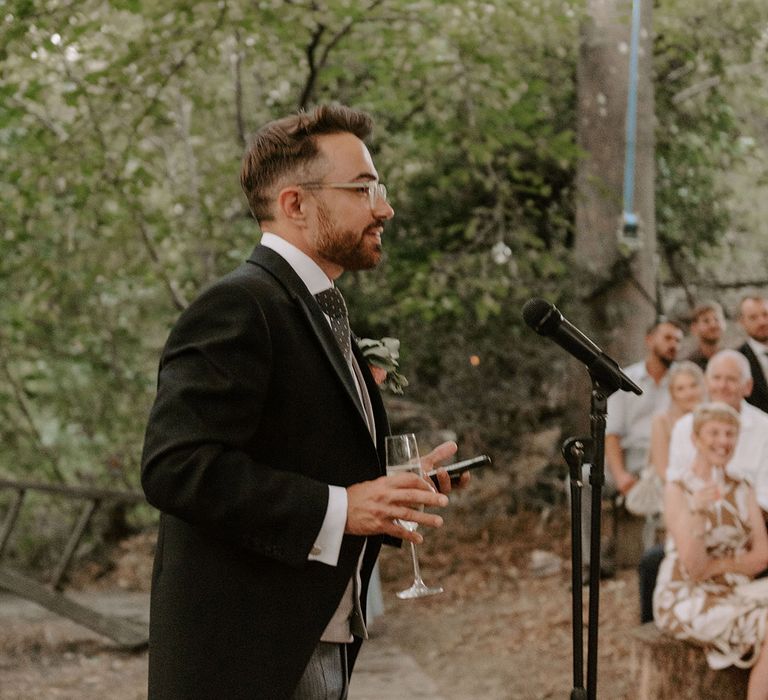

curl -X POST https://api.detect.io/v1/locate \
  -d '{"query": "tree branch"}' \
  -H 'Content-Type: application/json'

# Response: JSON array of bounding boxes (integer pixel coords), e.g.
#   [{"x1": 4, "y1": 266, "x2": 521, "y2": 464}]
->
[
  {"x1": 233, "y1": 29, "x2": 246, "y2": 148},
  {"x1": 7, "y1": 96, "x2": 68, "y2": 141},
  {"x1": 672, "y1": 60, "x2": 764, "y2": 104},
  {"x1": 691, "y1": 277, "x2": 768, "y2": 291},
  {"x1": 297, "y1": 24, "x2": 326, "y2": 110},
  {"x1": 61, "y1": 60, "x2": 109, "y2": 160},
  {"x1": 297, "y1": 0, "x2": 386, "y2": 109},
  {"x1": 125, "y1": 2, "x2": 229, "y2": 154},
  {"x1": 0, "y1": 357, "x2": 68, "y2": 483},
  {"x1": 664, "y1": 250, "x2": 696, "y2": 308},
  {"x1": 133, "y1": 215, "x2": 189, "y2": 311}
]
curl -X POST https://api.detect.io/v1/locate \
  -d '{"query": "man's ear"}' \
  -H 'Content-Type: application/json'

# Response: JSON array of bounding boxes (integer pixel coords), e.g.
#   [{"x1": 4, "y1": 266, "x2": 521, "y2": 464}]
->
[
  {"x1": 277, "y1": 186, "x2": 306, "y2": 222},
  {"x1": 743, "y1": 378, "x2": 754, "y2": 399},
  {"x1": 644, "y1": 332, "x2": 654, "y2": 351}
]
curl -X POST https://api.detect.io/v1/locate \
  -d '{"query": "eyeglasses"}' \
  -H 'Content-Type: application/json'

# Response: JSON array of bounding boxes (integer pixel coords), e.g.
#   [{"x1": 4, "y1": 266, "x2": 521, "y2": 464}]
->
[{"x1": 299, "y1": 181, "x2": 388, "y2": 209}]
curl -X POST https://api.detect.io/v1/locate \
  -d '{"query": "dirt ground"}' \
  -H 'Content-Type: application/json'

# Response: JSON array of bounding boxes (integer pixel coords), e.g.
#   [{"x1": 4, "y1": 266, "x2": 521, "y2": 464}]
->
[
  {"x1": 379, "y1": 508, "x2": 639, "y2": 699},
  {"x1": 0, "y1": 509, "x2": 641, "y2": 699}
]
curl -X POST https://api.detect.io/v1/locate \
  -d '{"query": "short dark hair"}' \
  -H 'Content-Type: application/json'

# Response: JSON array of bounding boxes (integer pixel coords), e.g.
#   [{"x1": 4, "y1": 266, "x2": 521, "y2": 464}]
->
[
  {"x1": 690, "y1": 300, "x2": 724, "y2": 323},
  {"x1": 738, "y1": 294, "x2": 768, "y2": 319},
  {"x1": 240, "y1": 104, "x2": 373, "y2": 222},
  {"x1": 646, "y1": 317, "x2": 683, "y2": 335}
]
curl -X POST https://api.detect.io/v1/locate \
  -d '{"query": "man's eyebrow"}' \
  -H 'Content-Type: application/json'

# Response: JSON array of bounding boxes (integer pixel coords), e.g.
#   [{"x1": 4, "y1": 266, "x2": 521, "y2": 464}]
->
[{"x1": 353, "y1": 172, "x2": 377, "y2": 181}]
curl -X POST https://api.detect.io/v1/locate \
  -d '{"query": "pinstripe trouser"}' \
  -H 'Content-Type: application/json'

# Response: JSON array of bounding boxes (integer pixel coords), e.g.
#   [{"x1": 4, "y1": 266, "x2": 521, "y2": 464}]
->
[{"x1": 291, "y1": 641, "x2": 349, "y2": 699}]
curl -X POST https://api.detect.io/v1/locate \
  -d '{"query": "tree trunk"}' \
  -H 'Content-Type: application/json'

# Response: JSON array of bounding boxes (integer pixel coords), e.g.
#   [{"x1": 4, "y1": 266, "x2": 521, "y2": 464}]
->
[{"x1": 575, "y1": 0, "x2": 657, "y2": 364}]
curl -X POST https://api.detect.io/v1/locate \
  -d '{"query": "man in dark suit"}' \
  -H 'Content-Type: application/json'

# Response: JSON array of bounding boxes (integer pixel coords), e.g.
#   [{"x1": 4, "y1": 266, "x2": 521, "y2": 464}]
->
[
  {"x1": 737, "y1": 295, "x2": 768, "y2": 413},
  {"x1": 141, "y1": 105, "x2": 463, "y2": 699}
]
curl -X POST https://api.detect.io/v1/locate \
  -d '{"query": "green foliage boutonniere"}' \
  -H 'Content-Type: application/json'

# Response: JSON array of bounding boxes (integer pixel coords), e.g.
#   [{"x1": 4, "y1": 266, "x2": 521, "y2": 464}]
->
[{"x1": 358, "y1": 337, "x2": 409, "y2": 394}]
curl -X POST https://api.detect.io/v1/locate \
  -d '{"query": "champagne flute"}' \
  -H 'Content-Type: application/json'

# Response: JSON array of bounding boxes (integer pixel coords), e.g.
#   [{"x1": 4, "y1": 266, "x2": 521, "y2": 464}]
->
[{"x1": 385, "y1": 433, "x2": 443, "y2": 599}]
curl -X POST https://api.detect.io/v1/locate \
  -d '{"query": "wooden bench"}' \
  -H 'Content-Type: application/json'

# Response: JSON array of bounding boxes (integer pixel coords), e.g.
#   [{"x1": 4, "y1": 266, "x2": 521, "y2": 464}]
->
[{"x1": 630, "y1": 623, "x2": 749, "y2": 699}]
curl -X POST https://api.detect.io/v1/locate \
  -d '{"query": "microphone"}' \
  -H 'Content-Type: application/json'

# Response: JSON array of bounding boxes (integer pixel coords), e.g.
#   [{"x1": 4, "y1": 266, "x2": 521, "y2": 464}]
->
[{"x1": 522, "y1": 298, "x2": 642, "y2": 395}]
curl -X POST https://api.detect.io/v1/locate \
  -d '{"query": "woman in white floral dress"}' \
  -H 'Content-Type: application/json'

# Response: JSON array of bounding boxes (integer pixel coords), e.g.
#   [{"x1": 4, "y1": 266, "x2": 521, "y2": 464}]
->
[{"x1": 654, "y1": 402, "x2": 768, "y2": 698}]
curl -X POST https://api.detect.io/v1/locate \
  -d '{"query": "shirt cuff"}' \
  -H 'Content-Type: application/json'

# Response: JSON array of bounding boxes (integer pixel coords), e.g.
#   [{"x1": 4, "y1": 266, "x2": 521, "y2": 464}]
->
[{"x1": 307, "y1": 485, "x2": 347, "y2": 566}]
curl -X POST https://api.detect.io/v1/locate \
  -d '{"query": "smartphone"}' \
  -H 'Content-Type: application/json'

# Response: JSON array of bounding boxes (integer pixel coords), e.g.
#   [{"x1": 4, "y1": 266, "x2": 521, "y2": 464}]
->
[{"x1": 427, "y1": 455, "x2": 491, "y2": 488}]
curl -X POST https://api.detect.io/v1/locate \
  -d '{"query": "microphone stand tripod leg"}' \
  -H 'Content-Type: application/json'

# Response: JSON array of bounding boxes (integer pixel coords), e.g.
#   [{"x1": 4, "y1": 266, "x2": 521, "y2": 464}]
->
[
  {"x1": 563, "y1": 436, "x2": 589, "y2": 699},
  {"x1": 586, "y1": 383, "x2": 609, "y2": 700}
]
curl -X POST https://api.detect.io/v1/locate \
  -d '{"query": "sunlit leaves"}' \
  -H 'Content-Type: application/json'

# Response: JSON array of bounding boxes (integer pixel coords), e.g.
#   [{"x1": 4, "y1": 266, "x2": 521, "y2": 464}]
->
[{"x1": 2, "y1": 0, "x2": 765, "y2": 488}]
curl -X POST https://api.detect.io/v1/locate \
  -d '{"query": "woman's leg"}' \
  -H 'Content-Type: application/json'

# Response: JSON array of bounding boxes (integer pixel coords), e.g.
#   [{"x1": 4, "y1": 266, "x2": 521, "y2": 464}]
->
[{"x1": 748, "y1": 617, "x2": 768, "y2": 700}]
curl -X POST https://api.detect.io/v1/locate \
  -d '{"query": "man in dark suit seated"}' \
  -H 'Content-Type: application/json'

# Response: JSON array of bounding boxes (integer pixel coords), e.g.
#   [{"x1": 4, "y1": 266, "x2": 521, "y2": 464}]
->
[
  {"x1": 141, "y1": 105, "x2": 466, "y2": 699},
  {"x1": 737, "y1": 294, "x2": 768, "y2": 413}
]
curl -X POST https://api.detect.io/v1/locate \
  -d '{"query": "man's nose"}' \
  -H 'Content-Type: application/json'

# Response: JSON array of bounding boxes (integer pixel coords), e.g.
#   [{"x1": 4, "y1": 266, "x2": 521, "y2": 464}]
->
[{"x1": 374, "y1": 198, "x2": 395, "y2": 220}]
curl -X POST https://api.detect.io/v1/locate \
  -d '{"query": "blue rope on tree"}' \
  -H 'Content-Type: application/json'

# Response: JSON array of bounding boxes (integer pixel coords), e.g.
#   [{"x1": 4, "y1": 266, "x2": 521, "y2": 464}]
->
[{"x1": 621, "y1": 0, "x2": 642, "y2": 242}]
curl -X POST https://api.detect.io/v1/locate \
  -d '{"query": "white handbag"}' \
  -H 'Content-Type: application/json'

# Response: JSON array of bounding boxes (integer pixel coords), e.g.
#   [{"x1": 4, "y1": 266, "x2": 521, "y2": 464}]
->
[{"x1": 625, "y1": 467, "x2": 663, "y2": 516}]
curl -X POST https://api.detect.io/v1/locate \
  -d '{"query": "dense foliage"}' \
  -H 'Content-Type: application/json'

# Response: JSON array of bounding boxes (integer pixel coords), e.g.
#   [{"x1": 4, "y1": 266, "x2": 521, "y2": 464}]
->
[
  {"x1": 1, "y1": 0, "x2": 766, "y2": 505},
  {"x1": 654, "y1": 0, "x2": 768, "y2": 293}
]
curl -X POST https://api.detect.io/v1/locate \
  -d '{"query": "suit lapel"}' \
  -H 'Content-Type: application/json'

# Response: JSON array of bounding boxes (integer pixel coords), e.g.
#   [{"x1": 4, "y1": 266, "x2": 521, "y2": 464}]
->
[
  {"x1": 352, "y1": 339, "x2": 389, "y2": 474},
  {"x1": 742, "y1": 343, "x2": 768, "y2": 406},
  {"x1": 247, "y1": 246, "x2": 370, "y2": 430}
]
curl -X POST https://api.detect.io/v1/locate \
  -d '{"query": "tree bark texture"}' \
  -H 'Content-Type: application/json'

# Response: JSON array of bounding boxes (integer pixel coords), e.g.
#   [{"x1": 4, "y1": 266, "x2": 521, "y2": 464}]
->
[{"x1": 575, "y1": 0, "x2": 657, "y2": 364}]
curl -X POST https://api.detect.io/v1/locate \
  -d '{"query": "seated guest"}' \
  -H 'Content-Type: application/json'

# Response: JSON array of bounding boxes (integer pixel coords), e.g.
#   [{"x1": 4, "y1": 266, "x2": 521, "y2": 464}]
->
[
  {"x1": 637, "y1": 361, "x2": 705, "y2": 622},
  {"x1": 579, "y1": 319, "x2": 681, "y2": 580},
  {"x1": 654, "y1": 403, "x2": 768, "y2": 698},
  {"x1": 667, "y1": 351, "x2": 768, "y2": 504},
  {"x1": 737, "y1": 295, "x2": 768, "y2": 414},
  {"x1": 685, "y1": 301, "x2": 726, "y2": 371},
  {"x1": 649, "y1": 361, "x2": 706, "y2": 482}
]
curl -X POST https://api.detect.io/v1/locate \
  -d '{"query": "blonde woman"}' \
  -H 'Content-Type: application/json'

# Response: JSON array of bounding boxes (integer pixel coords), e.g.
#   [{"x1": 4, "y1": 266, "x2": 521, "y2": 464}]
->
[
  {"x1": 654, "y1": 403, "x2": 768, "y2": 699},
  {"x1": 649, "y1": 361, "x2": 705, "y2": 482},
  {"x1": 626, "y1": 363, "x2": 704, "y2": 531}
]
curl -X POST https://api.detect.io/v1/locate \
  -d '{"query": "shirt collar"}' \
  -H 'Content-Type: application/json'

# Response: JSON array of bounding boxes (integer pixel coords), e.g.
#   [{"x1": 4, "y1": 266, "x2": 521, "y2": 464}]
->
[
  {"x1": 740, "y1": 400, "x2": 759, "y2": 427},
  {"x1": 747, "y1": 337, "x2": 768, "y2": 358},
  {"x1": 638, "y1": 360, "x2": 670, "y2": 387},
  {"x1": 260, "y1": 232, "x2": 332, "y2": 295}
]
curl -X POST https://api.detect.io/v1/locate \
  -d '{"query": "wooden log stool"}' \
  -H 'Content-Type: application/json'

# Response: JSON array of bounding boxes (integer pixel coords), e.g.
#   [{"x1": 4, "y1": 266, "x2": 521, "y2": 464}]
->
[{"x1": 630, "y1": 623, "x2": 749, "y2": 699}]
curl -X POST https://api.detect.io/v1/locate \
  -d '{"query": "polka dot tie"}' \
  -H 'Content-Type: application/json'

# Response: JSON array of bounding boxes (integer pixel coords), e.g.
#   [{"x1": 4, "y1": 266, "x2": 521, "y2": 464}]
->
[{"x1": 315, "y1": 287, "x2": 352, "y2": 363}]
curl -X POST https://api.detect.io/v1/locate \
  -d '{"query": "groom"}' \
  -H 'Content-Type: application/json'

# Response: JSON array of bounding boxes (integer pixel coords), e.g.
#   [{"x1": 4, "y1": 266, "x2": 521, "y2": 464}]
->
[{"x1": 141, "y1": 104, "x2": 464, "y2": 699}]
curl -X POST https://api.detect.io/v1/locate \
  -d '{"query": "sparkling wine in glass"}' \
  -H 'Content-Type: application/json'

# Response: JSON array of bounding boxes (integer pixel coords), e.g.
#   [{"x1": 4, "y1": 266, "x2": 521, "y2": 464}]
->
[{"x1": 385, "y1": 433, "x2": 443, "y2": 599}]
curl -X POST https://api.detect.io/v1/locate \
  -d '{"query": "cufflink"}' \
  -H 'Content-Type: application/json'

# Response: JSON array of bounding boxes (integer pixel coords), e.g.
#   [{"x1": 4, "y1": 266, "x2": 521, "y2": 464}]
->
[{"x1": 311, "y1": 545, "x2": 321, "y2": 556}]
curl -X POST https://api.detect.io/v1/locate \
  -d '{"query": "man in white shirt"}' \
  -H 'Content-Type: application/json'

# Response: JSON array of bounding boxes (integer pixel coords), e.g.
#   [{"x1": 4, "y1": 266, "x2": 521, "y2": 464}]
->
[
  {"x1": 579, "y1": 320, "x2": 682, "y2": 578},
  {"x1": 737, "y1": 295, "x2": 768, "y2": 414},
  {"x1": 605, "y1": 320, "x2": 683, "y2": 495}
]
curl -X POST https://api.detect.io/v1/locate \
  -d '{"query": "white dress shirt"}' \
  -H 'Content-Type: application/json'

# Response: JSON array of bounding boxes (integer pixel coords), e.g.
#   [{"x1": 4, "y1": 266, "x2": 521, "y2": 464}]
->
[
  {"x1": 260, "y1": 233, "x2": 349, "y2": 568},
  {"x1": 666, "y1": 401, "x2": 768, "y2": 510},
  {"x1": 605, "y1": 360, "x2": 671, "y2": 474}
]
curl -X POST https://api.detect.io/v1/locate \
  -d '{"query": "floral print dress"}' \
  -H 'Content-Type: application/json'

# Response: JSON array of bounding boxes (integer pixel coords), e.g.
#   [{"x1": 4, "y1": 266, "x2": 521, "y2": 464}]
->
[{"x1": 653, "y1": 471, "x2": 768, "y2": 669}]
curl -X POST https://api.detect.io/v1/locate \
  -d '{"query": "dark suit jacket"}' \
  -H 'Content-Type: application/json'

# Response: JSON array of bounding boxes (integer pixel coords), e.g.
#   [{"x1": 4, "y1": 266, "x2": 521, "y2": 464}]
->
[
  {"x1": 141, "y1": 245, "x2": 389, "y2": 699},
  {"x1": 738, "y1": 342, "x2": 768, "y2": 414}
]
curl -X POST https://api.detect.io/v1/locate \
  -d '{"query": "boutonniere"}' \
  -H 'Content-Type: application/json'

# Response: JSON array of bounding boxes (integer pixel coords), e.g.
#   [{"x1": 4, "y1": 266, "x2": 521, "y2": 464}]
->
[{"x1": 357, "y1": 337, "x2": 409, "y2": 394}]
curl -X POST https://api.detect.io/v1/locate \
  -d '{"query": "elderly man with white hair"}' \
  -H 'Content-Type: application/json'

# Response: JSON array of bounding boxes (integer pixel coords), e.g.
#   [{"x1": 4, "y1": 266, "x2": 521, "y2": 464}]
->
[{"x1": 639, "y1": 349, "x2": 768, "y2": 623}]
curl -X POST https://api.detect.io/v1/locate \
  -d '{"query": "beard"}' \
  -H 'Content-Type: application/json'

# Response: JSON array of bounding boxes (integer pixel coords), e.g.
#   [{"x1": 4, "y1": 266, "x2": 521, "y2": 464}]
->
[
  {"x1": 315, "y1": 199, "x2": 383, "y2": 271},
  {"x1": 659, "y1": 354, "x2": 675, "y2": 369},
  {"x1": 654, "y1": 348, "x2": 676, "y2": 368}
]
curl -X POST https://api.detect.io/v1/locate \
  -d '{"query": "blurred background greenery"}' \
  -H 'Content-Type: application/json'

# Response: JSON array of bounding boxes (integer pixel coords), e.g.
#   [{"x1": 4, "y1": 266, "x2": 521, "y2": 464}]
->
[{"x1": 1, "y1": 0, "x2": 768, "y2": 564}]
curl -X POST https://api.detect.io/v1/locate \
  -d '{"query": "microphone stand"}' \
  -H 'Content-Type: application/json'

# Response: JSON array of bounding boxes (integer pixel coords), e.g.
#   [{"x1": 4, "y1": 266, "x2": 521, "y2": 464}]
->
[
  {"x1": 563, "y1": 436, "x2": 589, "y2": 700},
  {"x1": 563, "y1": 375, "x2": 614, "y2": 700}
]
